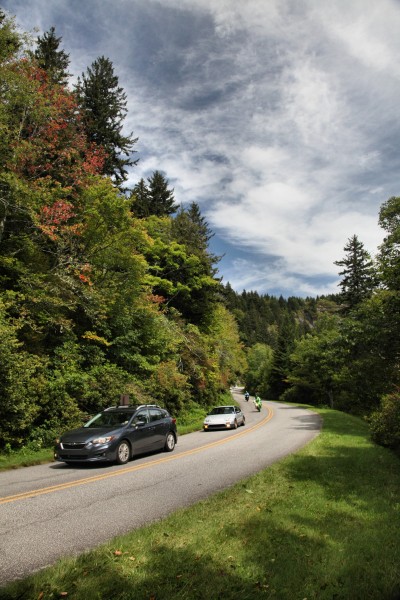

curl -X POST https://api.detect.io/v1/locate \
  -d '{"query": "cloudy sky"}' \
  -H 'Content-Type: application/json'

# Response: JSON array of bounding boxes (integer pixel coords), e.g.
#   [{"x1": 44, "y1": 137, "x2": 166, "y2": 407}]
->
[{"x1": 4, "y1": 0, "x2": 400, "y2": 297}]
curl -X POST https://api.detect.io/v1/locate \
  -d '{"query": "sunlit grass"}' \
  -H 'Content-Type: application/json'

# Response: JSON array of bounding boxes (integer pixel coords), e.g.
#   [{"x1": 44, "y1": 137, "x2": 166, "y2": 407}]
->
[
  {"x1": 0, "y1": 447, "x2": 53, "y2": 471},
  {"x1": 1, "y1": 407, "x2": 399, "y2": 599}
]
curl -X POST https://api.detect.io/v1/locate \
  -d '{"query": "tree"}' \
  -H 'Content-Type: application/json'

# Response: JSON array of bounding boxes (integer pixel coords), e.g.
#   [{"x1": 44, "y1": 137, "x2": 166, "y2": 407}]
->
[
  {"x1": 147, "y1": 170, "x2": 178, "y2": 216},
  {"x1": 268, "y1": 312, "x2": 298, "y2": 399},
  {"x1": 244, "y1": 343, "x2": 274, "y2": 397},
  {"x1": 378, "y1": 196, "x2": 400, "y2": 290},
  {"x1": 33, "y1": 26, "x2": 70, "y2": 85},
  {"x1": 286, "y1": 315, "x2": 348, "y2": 408},
  {"x1": 75, "y1": 56, "x2": 138, "y2": 186},
  {"x1": 130, "y1": 177, "x2": 150, "y2": 218},
  {"x1": 173, "y1": 202, "x2": 214, "y2": 255},
  {"x1": 334, "y1": 234, "x2": 376, "y2": 310}
]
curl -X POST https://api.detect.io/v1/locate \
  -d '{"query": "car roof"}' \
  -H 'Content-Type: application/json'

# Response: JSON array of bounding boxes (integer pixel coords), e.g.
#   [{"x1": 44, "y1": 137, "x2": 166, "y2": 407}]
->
[{"x1": 104, "y1": 404, "x2": 164, "y2": 412}]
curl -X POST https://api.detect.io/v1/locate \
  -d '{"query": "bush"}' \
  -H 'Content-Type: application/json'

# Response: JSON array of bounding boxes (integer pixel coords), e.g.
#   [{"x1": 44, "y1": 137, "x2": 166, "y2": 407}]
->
[{"x1": 368, "y1": 388, "x2": 400, "y2": 450}]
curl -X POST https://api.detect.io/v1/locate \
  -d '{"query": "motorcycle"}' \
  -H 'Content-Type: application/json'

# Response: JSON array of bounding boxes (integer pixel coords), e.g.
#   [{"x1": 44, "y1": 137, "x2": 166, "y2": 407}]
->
[
  {"x1": 244, "y1": 392, "x2": 250, "y2": 402},
  {"x1": 254, "y1": 397, "x2": 262, "y2": 412}
]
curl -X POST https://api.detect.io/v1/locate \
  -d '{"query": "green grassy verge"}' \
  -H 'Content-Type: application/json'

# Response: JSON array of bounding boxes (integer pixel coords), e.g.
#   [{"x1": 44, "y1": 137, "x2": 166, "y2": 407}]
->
[
  {"x1": 1, "y1": 406, "x2": 399, "y2": 599},
  {"x1": 0, "y1": 447, "x2": 54, "y2": 471}
]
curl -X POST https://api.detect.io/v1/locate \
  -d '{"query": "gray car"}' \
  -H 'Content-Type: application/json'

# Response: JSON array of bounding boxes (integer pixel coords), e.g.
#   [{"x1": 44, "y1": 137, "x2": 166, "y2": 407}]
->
[
  {"x1": 54, "y1": 404, "x2": 177, "y2": 465},
  {"x1": 203, "y1": 405, "x2": 245, "y2": 431}
]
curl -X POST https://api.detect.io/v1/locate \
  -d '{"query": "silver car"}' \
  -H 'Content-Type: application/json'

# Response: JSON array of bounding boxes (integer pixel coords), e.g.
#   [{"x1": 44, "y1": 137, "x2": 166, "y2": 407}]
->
[{"x1": 203, "y1": 405, "x2": 245, "y2": 431}]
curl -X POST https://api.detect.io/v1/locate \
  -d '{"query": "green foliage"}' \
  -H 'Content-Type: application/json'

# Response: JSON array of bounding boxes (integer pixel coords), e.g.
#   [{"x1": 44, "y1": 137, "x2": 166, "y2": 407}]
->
[
  {"x1": 286, "y1": 315, "x2": 348, "y2": 408},
  {"x1": 0, "y1": 301, "x2": 43, "y2": 447},
  {"x1": 244, "y1": 343, "x2": 274, "y2": 396},
  {"x1": 368, "y1": 388, "x2": 400, "y2": 450},
  {"x1": 378, "y1": 195, "x2": 400, "y2": 290}
]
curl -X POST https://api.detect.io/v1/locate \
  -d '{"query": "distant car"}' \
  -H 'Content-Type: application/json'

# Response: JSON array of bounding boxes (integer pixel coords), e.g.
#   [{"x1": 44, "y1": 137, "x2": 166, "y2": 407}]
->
[
  {"x1": 203, "y1": 405, "x2": 245, "y2": 431},
  {"x1": 54, "y1": 404, "x2": 177, "y2": 465}
]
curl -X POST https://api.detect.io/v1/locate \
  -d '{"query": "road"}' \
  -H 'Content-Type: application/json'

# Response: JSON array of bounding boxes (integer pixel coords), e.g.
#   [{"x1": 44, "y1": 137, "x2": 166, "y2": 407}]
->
[{"x1": 0, "y1": 393, "x2": 322, "y2": 585}]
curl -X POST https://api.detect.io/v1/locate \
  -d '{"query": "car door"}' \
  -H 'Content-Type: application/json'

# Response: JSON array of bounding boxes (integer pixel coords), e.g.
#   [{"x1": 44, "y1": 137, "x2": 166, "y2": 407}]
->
[
  {"x1": 148, "y1": 407, "x2": 168, "y2": 448},
  {"x1": 235, "y1": 406, "x2": 243, "y2": 424},
  {"x1": 128, "y1": 408, "x2": 156, "y2": 454}
]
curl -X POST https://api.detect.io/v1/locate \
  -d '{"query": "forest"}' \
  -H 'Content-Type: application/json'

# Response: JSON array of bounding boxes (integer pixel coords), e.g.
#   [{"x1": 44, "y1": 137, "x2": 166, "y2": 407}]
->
[{"x1": 0, "y1": 10, "x2": 399, "y2": 453}]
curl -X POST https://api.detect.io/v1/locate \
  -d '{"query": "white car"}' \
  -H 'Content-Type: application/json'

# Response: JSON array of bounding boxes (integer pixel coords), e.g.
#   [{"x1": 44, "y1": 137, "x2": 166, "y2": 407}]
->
[{"x1": 203, "y1": 405, "x2": 245, "y2": 431}]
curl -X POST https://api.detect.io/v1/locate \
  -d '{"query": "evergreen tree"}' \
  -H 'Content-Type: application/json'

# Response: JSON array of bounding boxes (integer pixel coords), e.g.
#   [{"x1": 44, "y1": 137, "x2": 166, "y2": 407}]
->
[
  {"x1": 147, "y1": 170, "x2": 178, "y2": 216},
  {"x1": 130, "y1": 178, "x2": 150, "y2": 218},
  {"x1": 34, "y1": 26, "x2": 70, "y2": 85},
  {"x1": 172, "y1": 202, "x2": 218, "y2": 267},
  {"x1": 75, "y1": 56, "x2": 138, "y2": 186},
  {"x1": 334, "y1": 234, "x2": 376, "y2": 310},
  {"x1": 268, "y1": 312, "x2": 297, "y2": 399}
]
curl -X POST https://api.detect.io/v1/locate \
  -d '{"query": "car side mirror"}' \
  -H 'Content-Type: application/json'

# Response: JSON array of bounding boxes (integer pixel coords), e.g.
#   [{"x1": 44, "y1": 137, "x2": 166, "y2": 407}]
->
[{"x1": 134, "y1": 418, "x2": 147, "y2": 427}]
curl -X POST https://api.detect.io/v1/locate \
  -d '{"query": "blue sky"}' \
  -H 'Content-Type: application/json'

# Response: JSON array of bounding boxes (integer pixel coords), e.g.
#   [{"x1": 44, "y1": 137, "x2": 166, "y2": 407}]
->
[{"x1": 4, "y1": 0, "x2": 400, "y2": 297}]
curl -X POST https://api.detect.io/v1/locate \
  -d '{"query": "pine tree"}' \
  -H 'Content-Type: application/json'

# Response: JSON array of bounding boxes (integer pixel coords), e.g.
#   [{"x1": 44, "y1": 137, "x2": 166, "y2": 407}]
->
[
  {"x1": 34, "y1": 27, "x2": 70, "y2": 85},
  {"x1": 130, "y1": 178, "x2": 150, "y2": 218},
  {"x1": 147, "y1": 170, "x2": 178, "y2": 216},
  {"x1": 334, "y1": 234, "x2": 376, "y2": 310},
  {"x1": 173, "y1": 202, "x2": 215, "y2": 257},
  {"x1": 75, "y1": 56, "x2": 138, "y2": 186}
]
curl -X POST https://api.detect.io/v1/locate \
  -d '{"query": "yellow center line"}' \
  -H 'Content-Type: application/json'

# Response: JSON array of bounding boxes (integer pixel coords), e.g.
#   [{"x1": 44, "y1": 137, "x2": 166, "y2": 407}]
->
[{"x1": 0, "y1": 405, "x2": 274, "y2": 505}]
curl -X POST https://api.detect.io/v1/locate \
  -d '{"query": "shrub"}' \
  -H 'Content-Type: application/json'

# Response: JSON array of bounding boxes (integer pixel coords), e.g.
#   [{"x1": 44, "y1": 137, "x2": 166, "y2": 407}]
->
[{"x1": 368, "y1": 388, "x2": 400, "y2": 450}]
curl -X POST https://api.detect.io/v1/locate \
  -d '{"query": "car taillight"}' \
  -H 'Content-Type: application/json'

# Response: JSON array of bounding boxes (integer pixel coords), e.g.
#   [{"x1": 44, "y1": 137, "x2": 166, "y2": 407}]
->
[{"x1": 172, "y1": 418, "x2": 176, "y2": 424}]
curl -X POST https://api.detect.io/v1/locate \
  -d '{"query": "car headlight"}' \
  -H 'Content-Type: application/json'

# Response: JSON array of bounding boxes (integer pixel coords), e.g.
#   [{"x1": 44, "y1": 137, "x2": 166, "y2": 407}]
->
[{"x1": 91, "y1": 436, "x2": 115, "y2": 445}]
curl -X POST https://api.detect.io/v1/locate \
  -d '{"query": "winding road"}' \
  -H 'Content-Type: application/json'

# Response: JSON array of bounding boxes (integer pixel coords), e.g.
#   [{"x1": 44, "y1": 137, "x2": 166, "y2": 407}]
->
[{"x1": 0, "y1": 393, "x2": 322, "y2": 585}]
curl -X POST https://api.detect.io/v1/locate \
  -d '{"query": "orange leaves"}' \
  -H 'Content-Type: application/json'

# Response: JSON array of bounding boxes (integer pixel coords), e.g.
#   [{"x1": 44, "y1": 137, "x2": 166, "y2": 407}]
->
[
  {"x1": 9, "y1": 63, "x2": 106, "y2": 190},
  {"x1": 40, "y1": 201, "x2": 76, "y2": 226},
  {"x1": 38, "y1": 200, "x2": 82, "y2": 242}
]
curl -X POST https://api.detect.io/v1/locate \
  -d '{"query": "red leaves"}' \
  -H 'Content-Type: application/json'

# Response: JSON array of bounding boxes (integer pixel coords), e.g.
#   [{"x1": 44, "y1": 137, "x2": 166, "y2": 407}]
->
[
  {"x1": 10, "y1": 64, "x2": 106, "y2": 189},
  {"x1": 41, "y1": 201, "x2": 76, "y2": 226},
  {"x1": 38, "y1": 200, "x2": 83, "y2": 241}
]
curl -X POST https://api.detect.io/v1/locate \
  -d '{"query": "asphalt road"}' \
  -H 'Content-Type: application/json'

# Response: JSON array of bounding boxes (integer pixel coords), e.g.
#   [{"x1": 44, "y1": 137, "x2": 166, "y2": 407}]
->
[{"x1": 0, "y1": 393, "x2": 322, "y2": 585}]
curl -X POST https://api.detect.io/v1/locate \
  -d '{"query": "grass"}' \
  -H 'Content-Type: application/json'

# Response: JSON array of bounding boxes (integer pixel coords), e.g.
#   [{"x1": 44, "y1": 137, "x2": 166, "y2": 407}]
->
[
  {"x1": 0, "y1": 447, "x2": 54, "y2": 471},
  {"x1": 1, "y1": 406, "x2": 399, "y2": 599}
]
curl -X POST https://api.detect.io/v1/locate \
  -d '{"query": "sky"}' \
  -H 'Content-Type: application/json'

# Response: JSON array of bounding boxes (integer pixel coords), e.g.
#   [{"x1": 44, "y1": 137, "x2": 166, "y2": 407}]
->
[{"x1": 3, "y1": 0, "x2": 400, "y2": 298}]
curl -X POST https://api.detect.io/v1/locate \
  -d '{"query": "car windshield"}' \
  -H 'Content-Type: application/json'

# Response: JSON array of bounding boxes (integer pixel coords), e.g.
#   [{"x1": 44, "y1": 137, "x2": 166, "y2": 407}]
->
[
  {"x1": 84, "y1": 411, "x2": 133, "y2": 428},
  {"x1": 210, "y1": 407, "x2": 234, "y2": 415}
]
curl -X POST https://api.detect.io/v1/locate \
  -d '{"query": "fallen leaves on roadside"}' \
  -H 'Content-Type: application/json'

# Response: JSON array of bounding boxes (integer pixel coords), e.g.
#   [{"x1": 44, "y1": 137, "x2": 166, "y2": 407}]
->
[{"x1": 114, "y1": 550, "x2": 123, "y2": 556}]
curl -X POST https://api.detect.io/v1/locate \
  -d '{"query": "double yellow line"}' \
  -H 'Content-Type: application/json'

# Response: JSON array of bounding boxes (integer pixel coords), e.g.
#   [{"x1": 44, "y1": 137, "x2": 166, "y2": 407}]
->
[{"x1": 0, "y1": 406, "x2": 273, "y2": 505}]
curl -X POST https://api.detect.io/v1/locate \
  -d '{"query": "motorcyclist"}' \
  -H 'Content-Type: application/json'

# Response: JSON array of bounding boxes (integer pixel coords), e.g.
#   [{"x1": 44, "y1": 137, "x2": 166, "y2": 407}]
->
[
  {"x1": 244, "y1": 390, "x2": 250, "y2": 401},
  {"x1": 254, "y1": 393, "x2": 262, "y2": 411}
]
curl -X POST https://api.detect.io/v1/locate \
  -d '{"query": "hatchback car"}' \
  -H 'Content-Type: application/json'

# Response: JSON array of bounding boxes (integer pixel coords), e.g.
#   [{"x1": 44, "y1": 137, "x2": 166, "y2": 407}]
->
[
  {"x1": 203, "y1": 405, "x2": 245, "y2": 431},
  {"x1": 54, "y1": 404, "x2": 177, "y2": 465}
]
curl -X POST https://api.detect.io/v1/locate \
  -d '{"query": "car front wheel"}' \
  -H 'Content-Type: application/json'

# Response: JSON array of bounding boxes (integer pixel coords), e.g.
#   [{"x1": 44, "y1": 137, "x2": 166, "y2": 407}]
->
[
  {"x1": 116, "y1": 440, "x2": 130, "y2": 465},
  {"x1": 164, "y1": 432, "x2": 176, "y2": 452}
]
